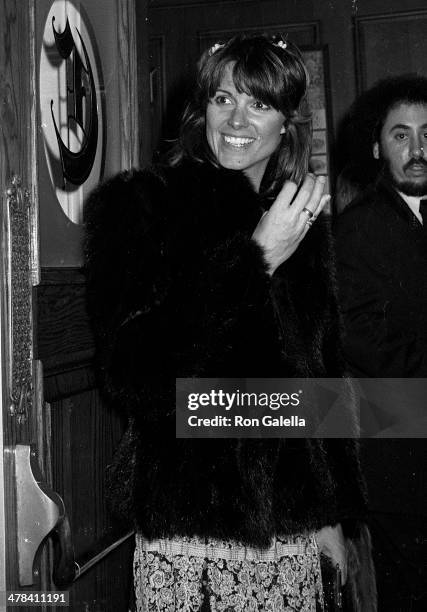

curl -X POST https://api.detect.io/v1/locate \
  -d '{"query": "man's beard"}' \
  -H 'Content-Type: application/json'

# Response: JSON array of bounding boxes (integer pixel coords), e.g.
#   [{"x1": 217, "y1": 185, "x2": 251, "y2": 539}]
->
[{"x1": 381, "y1": 156, "x2": 427, "y2": 197}]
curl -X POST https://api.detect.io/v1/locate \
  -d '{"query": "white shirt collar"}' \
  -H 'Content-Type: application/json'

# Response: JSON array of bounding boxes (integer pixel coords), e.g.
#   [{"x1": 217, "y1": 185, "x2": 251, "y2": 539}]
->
[{"x1": 398, "y1": 191, "x2": 423, "y2": 223}]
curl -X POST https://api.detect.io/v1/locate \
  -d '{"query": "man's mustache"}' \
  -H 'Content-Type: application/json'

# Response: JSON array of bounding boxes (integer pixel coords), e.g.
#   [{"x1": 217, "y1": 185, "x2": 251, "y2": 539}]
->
[{"x1": 404, "y1": 158, "x2": 427, "y2": 171}]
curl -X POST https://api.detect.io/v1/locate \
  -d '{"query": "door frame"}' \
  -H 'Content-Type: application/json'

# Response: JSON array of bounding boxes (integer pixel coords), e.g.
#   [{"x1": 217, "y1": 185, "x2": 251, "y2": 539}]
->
[{"x1": 1, "y1": 0, "x2": 143, "y2": 601}]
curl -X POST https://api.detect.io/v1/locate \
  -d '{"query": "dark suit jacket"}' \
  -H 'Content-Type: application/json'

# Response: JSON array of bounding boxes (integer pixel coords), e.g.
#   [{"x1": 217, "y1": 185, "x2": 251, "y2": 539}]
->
[
  {"x1": 335, "y1": 177, "x2": 427, "y2": 378},
  {"x1": 335, "y1": 178, "x2": 427, "y2": 609}
]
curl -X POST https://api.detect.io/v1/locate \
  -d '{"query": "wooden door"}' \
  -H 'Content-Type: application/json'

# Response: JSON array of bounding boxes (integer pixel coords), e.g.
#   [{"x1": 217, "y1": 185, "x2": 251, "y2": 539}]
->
[{"x1": 0, "y1": 1, "x2": 144, "y2": 609}]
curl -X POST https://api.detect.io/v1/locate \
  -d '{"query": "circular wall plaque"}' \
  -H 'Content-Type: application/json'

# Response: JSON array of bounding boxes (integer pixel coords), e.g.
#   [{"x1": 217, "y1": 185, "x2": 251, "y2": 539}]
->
[{"x1": 39, "y1": 0, "x2": 104, "y2": 225}]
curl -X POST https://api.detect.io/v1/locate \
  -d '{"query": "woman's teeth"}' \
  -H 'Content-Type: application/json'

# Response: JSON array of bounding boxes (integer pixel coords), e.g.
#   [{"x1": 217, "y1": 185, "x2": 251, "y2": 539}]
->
[{"x1": 223, "y1": 135, "x2": 255, "y2": 147}]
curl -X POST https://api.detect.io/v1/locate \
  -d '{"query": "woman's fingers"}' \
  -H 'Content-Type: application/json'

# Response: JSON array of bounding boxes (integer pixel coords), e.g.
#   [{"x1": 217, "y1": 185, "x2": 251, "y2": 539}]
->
[
  {"x1": 294, "y1": 174, "x2": 326, "y2": 216},
  {"x1": 301, "y1": 193, "x2": 331, "y2": 233},
  {"x1": 309, "y1": 175, "x2": 327, "y2": 214},
  {"x1": 300, "y1": 194, "x2": 331, "y2": 236},
  {"x1": 296, "y1": 175, "x2": 329, "y2": 233},
  {"x1": 272, "y1": 180, "x2": 299, "y2": 211},
  {"x1": 314, "y1": 193, "x2": 331, "y2": 217},
  {"x1": 270, "y1": 174, "x2": 326, "y2": 220},
  {"x1": 293, "y1": 173, "x2": 317, "y2": 213}
]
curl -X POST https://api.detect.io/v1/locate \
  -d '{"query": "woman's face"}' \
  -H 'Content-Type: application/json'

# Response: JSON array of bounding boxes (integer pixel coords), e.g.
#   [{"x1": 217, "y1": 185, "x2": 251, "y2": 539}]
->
[{"x1": 206, "y1": 63, "x2": 286, "y2": 191}]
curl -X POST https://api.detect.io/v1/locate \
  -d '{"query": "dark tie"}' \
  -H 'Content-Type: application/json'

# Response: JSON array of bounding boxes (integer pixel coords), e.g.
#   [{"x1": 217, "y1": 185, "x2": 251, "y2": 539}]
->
[{"x1": 420, "y1": 199, "x2": 427, "y2": 227}]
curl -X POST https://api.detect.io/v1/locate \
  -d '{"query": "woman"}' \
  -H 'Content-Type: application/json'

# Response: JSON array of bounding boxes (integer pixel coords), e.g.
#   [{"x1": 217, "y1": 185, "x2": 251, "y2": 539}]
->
[{"x1": 85, "y1": 35, "x2": 375, "y2": 611}]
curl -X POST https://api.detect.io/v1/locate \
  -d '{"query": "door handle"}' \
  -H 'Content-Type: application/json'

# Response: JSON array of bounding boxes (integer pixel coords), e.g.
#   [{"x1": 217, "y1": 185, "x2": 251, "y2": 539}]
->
[
  {"x1": 14, "y1": 444, "x2": 133, "y2": 589},
  {"x1": 52, "y1": 514, "x2": 77, "y2": 588},
  {"x1": 53, "y1": 524, "x2": 134, "y2": 588},
  {"x1": 14, "y1": 444, "x2": 70, "y2": 586}
]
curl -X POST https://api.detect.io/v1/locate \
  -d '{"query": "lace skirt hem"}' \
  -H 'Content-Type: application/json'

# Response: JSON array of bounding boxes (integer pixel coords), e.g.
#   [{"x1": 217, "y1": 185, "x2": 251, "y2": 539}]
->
[{"x1": 134, "y1": 532, "x2": 324, "y2": 611}]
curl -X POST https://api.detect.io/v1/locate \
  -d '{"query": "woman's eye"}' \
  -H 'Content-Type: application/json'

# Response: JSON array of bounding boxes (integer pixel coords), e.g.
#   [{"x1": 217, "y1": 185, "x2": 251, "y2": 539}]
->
[
  {"x1": 253, "y1": 100, "x2": 270, "y2": 110},
  {"x1": 394, "y1": 132, "x2": 407, "y2": 140},
  {"x1": 214, "y1": 95, "x2": 232, "y2": 105}
]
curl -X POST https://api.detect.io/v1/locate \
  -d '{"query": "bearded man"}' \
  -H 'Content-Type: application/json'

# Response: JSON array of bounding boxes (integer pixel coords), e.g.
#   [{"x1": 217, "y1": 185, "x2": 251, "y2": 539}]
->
[
  {"x1": 335, "y1": 76, "x2": 427, "y2": 378},
  {"x1": 335, "y1": 76, "x2": 427, "y2": 611}
]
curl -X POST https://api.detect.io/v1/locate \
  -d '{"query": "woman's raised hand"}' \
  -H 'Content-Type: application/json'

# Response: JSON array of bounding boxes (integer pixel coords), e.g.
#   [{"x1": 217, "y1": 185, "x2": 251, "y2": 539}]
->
[{"x1": 252, "y1": 174, "x2": 330, "y2": 276}]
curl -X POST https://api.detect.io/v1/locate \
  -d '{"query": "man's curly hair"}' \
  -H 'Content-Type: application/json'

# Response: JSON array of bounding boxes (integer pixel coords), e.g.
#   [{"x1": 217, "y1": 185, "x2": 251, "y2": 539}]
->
[{"x1": 335, "y1": 74, "x2": 427, "y2": 191}]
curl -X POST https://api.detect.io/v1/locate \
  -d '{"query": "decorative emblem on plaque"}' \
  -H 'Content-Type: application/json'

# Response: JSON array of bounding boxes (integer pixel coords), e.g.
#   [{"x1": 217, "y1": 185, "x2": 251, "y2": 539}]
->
[{"x1": 39, "y1": 1, "x2": 104, "y2": 224}]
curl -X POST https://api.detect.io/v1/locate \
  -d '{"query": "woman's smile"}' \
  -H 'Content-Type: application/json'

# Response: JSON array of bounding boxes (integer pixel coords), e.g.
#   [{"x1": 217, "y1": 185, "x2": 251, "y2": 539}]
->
[{"x1": 221, "y1": 134, "x2": 257, "y2": 147}]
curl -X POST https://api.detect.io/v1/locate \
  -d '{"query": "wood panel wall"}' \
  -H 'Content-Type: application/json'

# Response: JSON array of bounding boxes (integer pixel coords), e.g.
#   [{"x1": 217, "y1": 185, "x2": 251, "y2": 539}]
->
[
  {"x1": 355, "y1": 7, "x2": 427, "y2": 90},
  {"x1": 35, "y1": 268, "x2": 133, "y2": 610}
]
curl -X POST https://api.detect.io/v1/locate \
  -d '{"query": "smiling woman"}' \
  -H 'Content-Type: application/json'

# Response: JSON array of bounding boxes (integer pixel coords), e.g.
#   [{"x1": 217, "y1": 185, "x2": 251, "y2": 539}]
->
[{"x1": 84, "y1": 34, "x2": 376, "y2": 611}]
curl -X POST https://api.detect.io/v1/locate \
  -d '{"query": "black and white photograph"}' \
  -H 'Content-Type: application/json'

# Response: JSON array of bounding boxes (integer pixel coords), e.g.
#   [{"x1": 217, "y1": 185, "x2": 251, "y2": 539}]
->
[{"x1": 0, "y1": 1, "x2": 426, "y2": 611}]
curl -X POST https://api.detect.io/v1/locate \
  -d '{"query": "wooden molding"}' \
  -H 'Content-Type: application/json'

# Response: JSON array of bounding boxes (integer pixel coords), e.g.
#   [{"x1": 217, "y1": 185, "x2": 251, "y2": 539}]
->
[
  {"x1": 149, "y1": 0, "x2": 271, "y2": 9},
  {"x1": 354, "y1": 8, "x2": 427, "y2": 92},
  {"x1": 29, "y1": 0, "x2": 40, "y2": 287},
  {"x1": 355, "y1": 7, "x2": 427, "y2": 24},
  {"x1": 35, "y1": 268, "x2": 95, "y2": 384},
  {"x1": 149, "y1": 35, "x2": 167, "y2": 113},
  {"x1": 198, "y1": 21, "x2": 320, "y2": 51},
  {"x1": 118, "y1": 0, "x2": 140, "y2": 169}
]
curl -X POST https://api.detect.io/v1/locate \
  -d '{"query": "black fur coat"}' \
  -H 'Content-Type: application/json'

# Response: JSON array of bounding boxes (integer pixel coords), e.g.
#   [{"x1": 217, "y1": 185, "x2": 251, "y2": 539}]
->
[{"x1": 84, "y1": 161, "x2": 375, "y2": 609}]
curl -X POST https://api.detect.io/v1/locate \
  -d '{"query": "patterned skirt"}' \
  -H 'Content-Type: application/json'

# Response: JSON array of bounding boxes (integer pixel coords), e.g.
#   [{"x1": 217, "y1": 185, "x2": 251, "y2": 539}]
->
[{"x1": 134, "y1": 532, "x2": 324, "y2": 611}]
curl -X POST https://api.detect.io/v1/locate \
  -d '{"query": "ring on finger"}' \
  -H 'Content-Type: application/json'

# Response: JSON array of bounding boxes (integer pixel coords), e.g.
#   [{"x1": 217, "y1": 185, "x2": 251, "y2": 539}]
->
[{"x1": 301, "y1": 207, "x2": 314, "y2": 219}]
